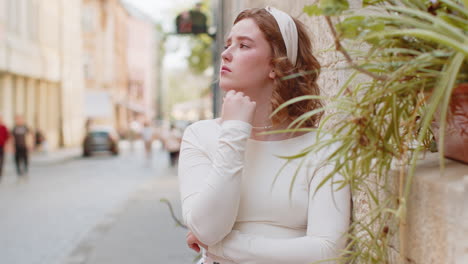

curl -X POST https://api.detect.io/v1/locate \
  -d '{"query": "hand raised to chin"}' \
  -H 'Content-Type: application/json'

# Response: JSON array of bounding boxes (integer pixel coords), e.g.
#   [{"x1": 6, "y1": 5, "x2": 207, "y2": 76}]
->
[{"x1": 221, "y1": 90, "x2": 256, "y2": 124}]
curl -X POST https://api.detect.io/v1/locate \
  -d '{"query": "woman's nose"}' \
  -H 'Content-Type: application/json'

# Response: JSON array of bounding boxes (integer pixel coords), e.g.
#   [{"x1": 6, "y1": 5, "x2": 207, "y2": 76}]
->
[{"x1": 221, "y1": 48, "x2": 232, "y2": 62}]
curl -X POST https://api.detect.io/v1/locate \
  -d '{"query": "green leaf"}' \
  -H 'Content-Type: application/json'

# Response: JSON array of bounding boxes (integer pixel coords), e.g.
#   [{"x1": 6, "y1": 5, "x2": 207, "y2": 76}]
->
[
  {"x1": 337, "y1": 16, "x2": 387, "y2": 40},
  {"x1": 336, "y1": 16, "x2": 365, "y2": 39},
  {"x1": 289, "y1": 157, "x2": 308, "y2": 200},
  {"x1": 281, "y1": 70, "x2": 320, "y2": 81},
  {"x1": 407, "y1": 51, "x2": 465, "y2": 198},
  {"x1": 441, "y1": 0, "x2": 468, "y2": 17},
  {"x1": 303, "y1": 4, "x2": 323, "y2": 16},
  {"x1": 319, "y1": 0, "x2": 350, "y2": 16},
  {"x1": 368, "y1": 21, "x2": 386, "y2": 32},
  {"x1": 363, "y1": 0, "x2": 386, "y2": 6},
  {"x1": 270, "y1": 160, "x2": 290, "y2": 192},
  {"x1": 271, "y1": 95, "x2": 328, "y2": 119},
  {"x1": 435, "y1": 52, "x2": 465, "y2": 172},
  {"x1": 439, "y1": 14, "x2": 468, "y2": 32},
  {"x1": 365, "y1": 29, "x2": 468, "y2": 56},
  {"x1": 187, "y1": 34, "x2": 213, "y2": 74}
]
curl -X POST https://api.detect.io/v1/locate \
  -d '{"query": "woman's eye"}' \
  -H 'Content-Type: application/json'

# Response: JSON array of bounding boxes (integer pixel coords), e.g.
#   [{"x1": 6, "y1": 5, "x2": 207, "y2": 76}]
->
[
  {"x1": 240, "y1": 44, "x2": 249, "y2": 48},
  {"x1": 224, "y1": 45, "x2": 230, "y2": 50}
]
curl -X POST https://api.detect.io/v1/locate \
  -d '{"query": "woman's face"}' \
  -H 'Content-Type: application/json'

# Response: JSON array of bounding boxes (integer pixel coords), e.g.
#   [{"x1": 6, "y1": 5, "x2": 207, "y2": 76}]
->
[{"x1": 220, "y1": 18, "x2": 274, "y2": 94}]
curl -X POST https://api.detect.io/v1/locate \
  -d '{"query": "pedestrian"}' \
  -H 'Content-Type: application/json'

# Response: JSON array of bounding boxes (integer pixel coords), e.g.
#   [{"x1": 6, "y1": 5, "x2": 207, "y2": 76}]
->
[
  {"x1": 163, "y1": 124, "x2": 182, "y2": 167},
  {"x1": 141, "y1": 121, "x2": 153, "y2": 159},
  {"x1": 129, "y1": 119, "x2": 141, "y2": 151},
  {"x1": 12, "y1": 115, "x2": 31, "y2": 177},
  {"x1": 178, "y1": 7, "x2": 351, "y2": 264},
  {"x1": 0, "y1": 113, "x2": 9, "y2": 180},
  {"x1": 85, "y1": 118, "x2": 93, "y2": 132},
  {"x1": 34, "y1": 129, "x2": 44, "y2": 151}
]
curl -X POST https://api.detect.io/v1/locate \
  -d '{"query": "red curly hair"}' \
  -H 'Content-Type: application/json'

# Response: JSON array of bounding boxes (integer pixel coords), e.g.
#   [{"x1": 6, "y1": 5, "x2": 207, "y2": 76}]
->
[{"x1": 234, "y1": 8, "x2": 323, "y2": 128}]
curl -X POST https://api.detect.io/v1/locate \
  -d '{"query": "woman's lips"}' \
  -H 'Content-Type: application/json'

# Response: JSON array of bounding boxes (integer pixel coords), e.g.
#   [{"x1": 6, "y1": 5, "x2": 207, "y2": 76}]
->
[{"x1": 221, "y1": 66, "x2": 231, "y2": 72}]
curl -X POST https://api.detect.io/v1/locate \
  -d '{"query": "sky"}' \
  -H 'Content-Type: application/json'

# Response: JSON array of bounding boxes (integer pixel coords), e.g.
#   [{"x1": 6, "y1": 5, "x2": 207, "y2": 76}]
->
[
  {"x1": 124, "y1": 0, "x2": 200, "y2": 31},
  {"x1": 123, "y1": 0, "x2": 203, "y2": 69}
]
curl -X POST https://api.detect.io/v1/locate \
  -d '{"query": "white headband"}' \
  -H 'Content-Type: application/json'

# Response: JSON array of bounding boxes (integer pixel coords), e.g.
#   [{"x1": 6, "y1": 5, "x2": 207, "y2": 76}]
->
[{"x1": 265, "y1": 6, "x2": 298, "y2": 66}]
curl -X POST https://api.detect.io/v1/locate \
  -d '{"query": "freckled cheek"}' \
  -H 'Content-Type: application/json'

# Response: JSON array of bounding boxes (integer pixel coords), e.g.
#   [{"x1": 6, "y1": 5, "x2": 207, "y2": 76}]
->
[{"x1": 239, "y1": 52, "x2": 270, "y2": 70}]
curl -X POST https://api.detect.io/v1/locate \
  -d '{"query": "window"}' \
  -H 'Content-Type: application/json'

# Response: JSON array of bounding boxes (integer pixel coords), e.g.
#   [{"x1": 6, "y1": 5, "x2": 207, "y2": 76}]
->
[
  {"x1": 0, "y1": 0, "x2": 6, "y2": 21},
  {"x1": 83, "y1": 55, "x2": 94, "y2": 80},
  {"x1": 27, "y1": 0, "x2": 39, "y2": 40},
  {"x1": 7, "y1": 0, "x2": 20, "y2": 33},
  {"x1": 82, "y1": 6, "x2": 96, "y2": 32}
]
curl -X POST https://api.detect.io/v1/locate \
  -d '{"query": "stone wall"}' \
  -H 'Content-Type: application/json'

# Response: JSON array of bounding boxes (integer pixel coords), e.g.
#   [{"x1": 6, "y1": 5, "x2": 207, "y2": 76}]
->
[{"x1": 404, "y1": 153, "x2": 467, "y2": 264}]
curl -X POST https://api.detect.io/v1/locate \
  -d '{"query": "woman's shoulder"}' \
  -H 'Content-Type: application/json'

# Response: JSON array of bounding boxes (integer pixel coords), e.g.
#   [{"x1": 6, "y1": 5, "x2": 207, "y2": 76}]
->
[
  {"x1": 304, "y1": 132, "x2": 341, "y2": 166},
  {"x1": 186, "y1": 119, "x2": 220, "y2": 133},
  {"x1": 183, "y1": 119, "x2": 221, "y2": 142}
]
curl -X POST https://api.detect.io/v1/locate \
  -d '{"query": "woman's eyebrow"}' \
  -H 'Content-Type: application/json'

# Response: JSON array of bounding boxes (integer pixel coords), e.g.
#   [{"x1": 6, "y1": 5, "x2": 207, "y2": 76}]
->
[
  {"x1": 225, "y1": 35, "x2": 255, "y2": 43},
  {"x1": 236, "y1": 36, "x2": 254, "y2": 42}
]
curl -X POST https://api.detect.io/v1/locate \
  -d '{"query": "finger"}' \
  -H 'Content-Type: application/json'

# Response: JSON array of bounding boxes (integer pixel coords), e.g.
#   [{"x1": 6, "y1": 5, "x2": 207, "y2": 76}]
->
[
  {"x1": 187, "y1": 239, "x2": 196, "y2": 248},
  {"x1": 225, "y1": 90, "x2": 236, "y2": 98},
  {"x1": 186, "y1": 235, "x2": 194, "y2": 244},
  {"x1": 189, "y1": 243, "x2": 201, "y2": 253}
]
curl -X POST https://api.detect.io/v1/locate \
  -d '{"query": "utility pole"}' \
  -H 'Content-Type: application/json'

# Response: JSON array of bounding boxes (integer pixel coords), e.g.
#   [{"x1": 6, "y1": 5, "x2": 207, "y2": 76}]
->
[
  {"x1": 211, "y1": 0, "x2": 224, "y2": 117},
  {"x1": 155, "y1": 28, "x2": 165, "y2": 121}
]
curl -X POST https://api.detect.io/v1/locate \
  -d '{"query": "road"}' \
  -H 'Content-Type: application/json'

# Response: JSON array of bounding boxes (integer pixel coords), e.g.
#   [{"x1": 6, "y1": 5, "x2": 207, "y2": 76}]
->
[{"x1": 0, "y1": 142, "x2": 195, "y2": 264}]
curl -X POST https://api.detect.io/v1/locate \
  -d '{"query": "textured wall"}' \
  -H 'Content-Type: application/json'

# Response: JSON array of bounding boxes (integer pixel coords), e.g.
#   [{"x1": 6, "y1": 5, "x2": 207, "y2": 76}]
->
[
  {"x1": 404, "y1": 153, "x2": 468, "y2": 264},
  {"x1": 59, "y1": 0, "x2": 85, "y2": 147}
]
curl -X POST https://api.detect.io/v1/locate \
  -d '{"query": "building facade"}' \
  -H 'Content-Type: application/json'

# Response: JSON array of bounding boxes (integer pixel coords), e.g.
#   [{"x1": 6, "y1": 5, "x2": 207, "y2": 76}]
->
[
  {"x1": 82, "y1": 0, "x2": 158, "y2": 136},
  {"x1": 122, "y1": 1, "x2": 157, "y2": 129},
  {"x1": 82, "y1": 0, "x2": 120, "y2": 128},
  {"x1": 0, "y1": 0, "x2": 85, "y2": 149}
]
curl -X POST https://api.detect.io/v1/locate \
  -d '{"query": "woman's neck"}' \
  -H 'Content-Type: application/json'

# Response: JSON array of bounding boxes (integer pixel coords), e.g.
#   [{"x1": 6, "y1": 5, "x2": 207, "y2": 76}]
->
[
  {"x1": 248, "y1": 84, "x2": 274, "y2": 127},
  {"x1": 248, "y1": 88, "x2": 299, "y2": 141}
]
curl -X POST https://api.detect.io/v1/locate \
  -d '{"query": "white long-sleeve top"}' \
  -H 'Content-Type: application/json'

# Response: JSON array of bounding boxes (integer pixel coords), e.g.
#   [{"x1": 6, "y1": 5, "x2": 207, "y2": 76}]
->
[{"x1": 178, "y1": 119, "x2": 351, "y2": 264}]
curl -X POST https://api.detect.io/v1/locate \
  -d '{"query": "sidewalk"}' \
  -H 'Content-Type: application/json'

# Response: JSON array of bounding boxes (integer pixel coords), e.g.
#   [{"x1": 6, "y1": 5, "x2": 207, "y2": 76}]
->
[
  {"x1": 64, "y1": 170, "x2": 197, "y2": 264},
  {"x1": 30, "y1": 147, "x2": 82, "y2": 165},
  {"x1": 2, "y1": 147, "x2": 81, "y2": 176}
]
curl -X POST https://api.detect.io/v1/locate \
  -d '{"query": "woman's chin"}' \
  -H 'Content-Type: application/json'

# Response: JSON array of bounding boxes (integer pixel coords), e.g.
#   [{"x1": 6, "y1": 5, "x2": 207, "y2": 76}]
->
[{"x1": 219, "y1": 80, "x2": 238, "y2": 92}]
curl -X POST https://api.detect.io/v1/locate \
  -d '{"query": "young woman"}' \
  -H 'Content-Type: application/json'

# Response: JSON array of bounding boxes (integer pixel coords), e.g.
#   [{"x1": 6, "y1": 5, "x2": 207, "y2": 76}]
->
[{"x1": 178, "y1": 7, "x2": 351, "y2": 264}]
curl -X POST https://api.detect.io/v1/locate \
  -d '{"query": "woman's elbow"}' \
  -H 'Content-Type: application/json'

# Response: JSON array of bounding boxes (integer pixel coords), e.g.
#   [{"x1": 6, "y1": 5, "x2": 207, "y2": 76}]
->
[
  {"x1": 185, "y1": 215, "x2": 231, "y2": 246},
  {"x1": 316, "y1": 237, "x2": 347, "y2": 263}
]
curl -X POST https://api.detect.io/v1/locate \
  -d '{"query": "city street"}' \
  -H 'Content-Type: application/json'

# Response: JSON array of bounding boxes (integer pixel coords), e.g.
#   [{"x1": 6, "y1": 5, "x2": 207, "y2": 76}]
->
[{"x1": 0, "y1": 142, "x2": 195, "y2": 264}]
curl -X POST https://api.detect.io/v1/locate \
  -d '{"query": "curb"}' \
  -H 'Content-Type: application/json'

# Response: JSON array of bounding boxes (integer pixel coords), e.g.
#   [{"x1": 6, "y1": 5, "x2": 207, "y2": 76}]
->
[
  {"x1": 30, "y1": 149, "x2": 82, "y2": 166},
  {"x1": 2, "y1": 148, "x2": 82, "y2": 169}
]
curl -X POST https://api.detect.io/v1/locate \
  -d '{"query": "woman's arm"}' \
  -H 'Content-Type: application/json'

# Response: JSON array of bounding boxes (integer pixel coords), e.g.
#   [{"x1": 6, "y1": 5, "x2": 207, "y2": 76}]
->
[
  {"x1": 208, "y1": 165, "x2": 351, "y2": 264},
  {"x1": 179, "y1": 120, "x2": 252, "y2": 246}
]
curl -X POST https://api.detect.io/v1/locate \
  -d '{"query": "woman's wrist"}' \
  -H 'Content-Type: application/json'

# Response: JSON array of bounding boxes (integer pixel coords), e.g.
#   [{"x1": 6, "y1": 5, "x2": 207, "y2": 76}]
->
[
  {"x1": 221, "y1": 120, "x2": 253, "y2": 135},
  {"x1": 221, "y1": 119, "x2": 252, "y2": 127}
]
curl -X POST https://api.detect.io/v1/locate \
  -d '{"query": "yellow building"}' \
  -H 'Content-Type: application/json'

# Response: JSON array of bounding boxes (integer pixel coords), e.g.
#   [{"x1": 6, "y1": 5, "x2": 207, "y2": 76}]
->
[
  {"x1": 0, "y1": 0, "x2": 85, "y2": 149},
  {"x1": 82, "y1": 0, "x2": 122, "y2": 130},
  {"x1": 82, "y1": 0, "x2": 158, "y2": 136}
]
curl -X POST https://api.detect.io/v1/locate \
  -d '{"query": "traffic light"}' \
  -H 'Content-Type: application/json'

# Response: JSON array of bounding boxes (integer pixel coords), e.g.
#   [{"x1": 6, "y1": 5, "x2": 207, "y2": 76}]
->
[{"x1": 175, "y1": 9, "x2": 207, "y2": 34}]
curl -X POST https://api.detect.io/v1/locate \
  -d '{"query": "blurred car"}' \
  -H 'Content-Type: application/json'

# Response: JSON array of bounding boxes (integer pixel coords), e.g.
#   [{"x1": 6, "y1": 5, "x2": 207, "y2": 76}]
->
[{"x1": 83, "y1": 126, "x2": 119, "y2": 157}]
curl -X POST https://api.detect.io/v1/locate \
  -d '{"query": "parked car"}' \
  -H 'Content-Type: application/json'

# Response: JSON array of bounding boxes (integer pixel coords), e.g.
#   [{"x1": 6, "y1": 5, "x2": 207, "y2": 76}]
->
[{"x1": 83, "y1": 126, "x2": 119, "y2": 157}]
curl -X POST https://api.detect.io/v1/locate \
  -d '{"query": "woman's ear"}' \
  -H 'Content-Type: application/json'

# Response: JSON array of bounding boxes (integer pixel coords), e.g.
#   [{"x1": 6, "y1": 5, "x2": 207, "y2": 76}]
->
[{"x1": 269, "y1": 69, "x2": 276, "y2": 79}]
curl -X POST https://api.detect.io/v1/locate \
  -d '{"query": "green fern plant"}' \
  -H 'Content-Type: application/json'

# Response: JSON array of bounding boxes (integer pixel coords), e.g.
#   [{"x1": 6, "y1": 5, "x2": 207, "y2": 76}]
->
[{"x1": 272, "y1": 0, "x2": 467, "y2": 263}]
